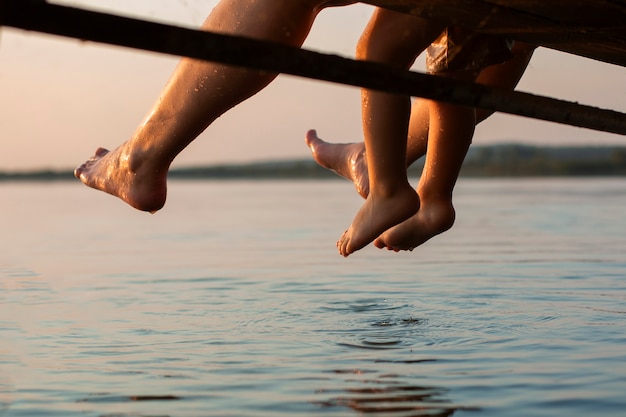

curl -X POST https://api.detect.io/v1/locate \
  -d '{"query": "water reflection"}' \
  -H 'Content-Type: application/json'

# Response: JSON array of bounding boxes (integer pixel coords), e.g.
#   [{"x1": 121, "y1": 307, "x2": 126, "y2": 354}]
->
[
  {"x1": 314, "y1": 299, "x2": 474, "y2": 415},
  {"x1": 316, "y1": 368, "x2": 477, "y2": 416},
  {"x1": 78, "y1": 394, "x2": 181, "y2": 403},
  {"x1": 0, "y1": 379, "x2": 13, "y2": 417}
]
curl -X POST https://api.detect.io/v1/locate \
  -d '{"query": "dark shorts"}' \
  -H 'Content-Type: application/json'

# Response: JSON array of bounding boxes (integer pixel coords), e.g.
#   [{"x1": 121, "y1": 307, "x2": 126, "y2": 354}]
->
[{"x1": 426, "y1": 26, "x2": 514, "y2": 74}]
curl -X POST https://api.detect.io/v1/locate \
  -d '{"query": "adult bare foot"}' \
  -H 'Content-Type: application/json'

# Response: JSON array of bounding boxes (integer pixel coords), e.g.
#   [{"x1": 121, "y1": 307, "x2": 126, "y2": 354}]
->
[
  {"x1": 373, "y1": 200, "x2": 455, "y2": 251},
  {"x1": 337, "y1": 184, "x2": 419, "y2": 257},
  {"x1": 74, "y1": 144, "x2": 168, "y2": 213},
  {"x1": 305, "y1": 129, "x2": 370, "y2": 198}
]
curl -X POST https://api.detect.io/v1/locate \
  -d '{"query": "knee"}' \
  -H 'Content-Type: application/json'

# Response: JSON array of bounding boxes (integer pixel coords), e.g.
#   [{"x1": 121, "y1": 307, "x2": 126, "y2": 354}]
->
[
  {"x1": 356, "y1": 29, "x2": 416, "y2": 68},
  {"x1": 356, "y1": 13, "x2": 440, "y2": 68}
]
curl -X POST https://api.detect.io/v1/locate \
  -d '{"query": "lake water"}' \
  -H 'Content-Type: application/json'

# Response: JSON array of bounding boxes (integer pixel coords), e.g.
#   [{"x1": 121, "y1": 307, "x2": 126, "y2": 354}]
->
[{"x1": 1, "y1": 178, "x2": 625, "y2": 417}]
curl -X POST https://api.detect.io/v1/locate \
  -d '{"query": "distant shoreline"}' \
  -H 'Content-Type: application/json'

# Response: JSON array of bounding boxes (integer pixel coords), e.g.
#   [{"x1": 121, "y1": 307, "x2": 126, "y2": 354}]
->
[{"x1": 2, "y1": 144, "x2": 626, "y2": 181}]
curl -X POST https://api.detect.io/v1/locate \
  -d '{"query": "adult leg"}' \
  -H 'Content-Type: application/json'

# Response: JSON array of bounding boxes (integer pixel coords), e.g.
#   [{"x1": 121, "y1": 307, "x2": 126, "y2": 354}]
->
[{"x1": 75, "y1": 0, "x2": 350, "y2": 212}]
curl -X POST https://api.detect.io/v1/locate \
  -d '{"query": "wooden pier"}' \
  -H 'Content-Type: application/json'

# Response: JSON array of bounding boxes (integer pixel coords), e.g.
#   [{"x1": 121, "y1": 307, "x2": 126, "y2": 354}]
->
[
  {"x1": 1, "y1": 0, "x2": 625, "y2": 135},
  {"x1": 364, "y1": 0, "x2": 626, "y2": 67}
]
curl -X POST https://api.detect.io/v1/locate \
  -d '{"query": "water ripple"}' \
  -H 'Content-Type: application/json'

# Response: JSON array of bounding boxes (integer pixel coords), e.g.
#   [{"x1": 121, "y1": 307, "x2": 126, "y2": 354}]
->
[{"x1": 2, "y1": 180, "x2": 626, "y2": 416}]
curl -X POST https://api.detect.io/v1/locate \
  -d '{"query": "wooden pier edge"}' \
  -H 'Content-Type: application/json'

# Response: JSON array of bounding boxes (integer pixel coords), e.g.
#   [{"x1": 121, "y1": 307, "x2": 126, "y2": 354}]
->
[
  {"x1": 1, "y1": 0, "x2": 625, "y2": 136},
  {"x1": 362, "y1": 0, "x2": 626, "y2": 68}
]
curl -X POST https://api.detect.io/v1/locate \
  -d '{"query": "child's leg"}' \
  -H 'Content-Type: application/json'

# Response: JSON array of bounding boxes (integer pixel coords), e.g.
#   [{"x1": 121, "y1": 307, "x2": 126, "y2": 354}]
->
[
  {"x1": 373, "y1": 45, "x2": 535, "y2": 251},
  {"x1": 401, "y1": 42, "x2": 534, "y2": 164},
  {"x1": 336, "y1": 89, "x2": 419, "y2": 256},
  {"x1": 374, "y1": 86, "x2": 476, "y2": 251},
  {"x1": 336, "y1": 9, "x2": 442, "y2": 256},
  {"x1": 305, "y1": 43, "x2": 535, "y2": 200},
  {"x1": 74, "y1": 0, "x2": 352, "y2": 212}
]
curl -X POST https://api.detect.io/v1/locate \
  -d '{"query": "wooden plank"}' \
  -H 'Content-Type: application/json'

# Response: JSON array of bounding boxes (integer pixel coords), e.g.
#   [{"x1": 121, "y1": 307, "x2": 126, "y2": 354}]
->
[
  {"x1": 362, "y1": 0, "x2": 626, "y2": 67},
  {"x1": 484, "y1": 1, "x2": 626, "y2": 26},
  {"x1": 1, "y1": 0, "x2": 625, "y2": 136}
]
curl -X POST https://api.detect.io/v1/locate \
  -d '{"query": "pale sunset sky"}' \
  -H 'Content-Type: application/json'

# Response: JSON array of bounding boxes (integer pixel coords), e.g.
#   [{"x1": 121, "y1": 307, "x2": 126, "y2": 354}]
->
[{"x1": 1, "y1": 0, "x2": 625, "y2": 171}]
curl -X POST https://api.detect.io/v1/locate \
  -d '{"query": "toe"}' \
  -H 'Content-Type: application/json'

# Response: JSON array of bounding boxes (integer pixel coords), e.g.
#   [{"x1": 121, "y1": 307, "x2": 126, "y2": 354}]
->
[
  {"x1": 95, "y1": 147, "x2": 110, "y2": 157},
  {"x1": 337, "y1": 231, "x2": 350, "y2": 257},
  {"x1": 373, "y1": 237, "x2": 386, "y2": 249}
]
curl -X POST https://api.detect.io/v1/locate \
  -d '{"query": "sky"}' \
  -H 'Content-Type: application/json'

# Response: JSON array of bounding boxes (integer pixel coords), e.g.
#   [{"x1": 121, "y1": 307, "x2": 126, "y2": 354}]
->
[{"x1": 1, "y1": 0, "x2": 625, "y2": 171}]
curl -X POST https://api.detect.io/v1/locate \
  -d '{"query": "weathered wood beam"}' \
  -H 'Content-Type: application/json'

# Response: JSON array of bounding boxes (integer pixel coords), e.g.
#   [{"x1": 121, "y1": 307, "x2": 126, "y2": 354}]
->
[
  {"x1": 1, "y1": 0, "x2": 625, "y2": 136},
  {"x1": 362, "y1": 0, "x2": 626, "y2": 67}
]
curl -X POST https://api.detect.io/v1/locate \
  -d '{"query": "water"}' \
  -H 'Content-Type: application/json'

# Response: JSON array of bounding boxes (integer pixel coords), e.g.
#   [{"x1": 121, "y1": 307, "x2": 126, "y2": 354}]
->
[{"x1": 1, "y1": 178, "x2": 625, "y2": 416}]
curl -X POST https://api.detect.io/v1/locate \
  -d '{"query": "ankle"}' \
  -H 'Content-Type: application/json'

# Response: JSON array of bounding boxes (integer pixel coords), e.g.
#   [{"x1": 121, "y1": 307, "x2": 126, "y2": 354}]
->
[
  {"x1": 125, "y1": 144, "x2": 170, "y2": 176},
  {"x1": 423, "y1": 199, "x2": 456, "y2": 234},
  {"x1": 370, "y1": 179, "x2": 414, "y2": 199}
]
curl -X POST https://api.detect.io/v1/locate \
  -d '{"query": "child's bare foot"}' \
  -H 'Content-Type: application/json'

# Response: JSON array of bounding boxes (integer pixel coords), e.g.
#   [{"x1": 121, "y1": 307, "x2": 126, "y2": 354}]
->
[
  {"x1": 305, "y1": 130, "x2": 370, "y2": 198},
  {"x1": 373, "y1": 200, "x2": 455, "y2": 252},
  {"x1": 74, "y1": 144, "x2": 168, "y2": 213},
  {"x1": 337, "y1": 184, "x2": 419, "y2": 257}
]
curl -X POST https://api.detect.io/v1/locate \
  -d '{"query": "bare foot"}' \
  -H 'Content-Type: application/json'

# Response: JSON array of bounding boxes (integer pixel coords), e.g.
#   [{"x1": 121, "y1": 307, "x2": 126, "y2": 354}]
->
[
  {"x1": 374, "y1": 200, "x2": 455, "y2": 252},
  {"x1": 74, "y1": 144, "x2": 168, "y2": 213},
  {"x1": 305, "y1": 129, "x2": 370, "y2": 198},
  {"x1": 337, "y1": 184, "x2": 419, "y2": 257}
]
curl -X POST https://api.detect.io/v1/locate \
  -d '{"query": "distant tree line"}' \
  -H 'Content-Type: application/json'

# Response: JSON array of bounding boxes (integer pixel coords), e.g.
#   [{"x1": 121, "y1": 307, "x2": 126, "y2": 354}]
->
[
  {"x1": 458, "y1": 144, "x2": 626, "y2": 177},
  {"x1": 2, "y1": 145, "x2": 626, "y2": 181}
]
